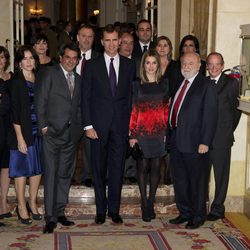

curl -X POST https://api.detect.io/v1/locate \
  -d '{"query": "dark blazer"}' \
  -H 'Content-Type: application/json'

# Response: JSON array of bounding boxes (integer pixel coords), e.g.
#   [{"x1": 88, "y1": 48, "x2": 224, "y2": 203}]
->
[
  {"x1": 91, "y1": 50, "x2": 100, "y2": 59},
  {"x1": 162, "y1": 60, "x2": 183, "y2": 97},
  {"x1": 8, "y1": 72, "x2": 36, "y2": 149},
  {"x1": 82, "y1": 55, "x2": 135, "y2": 136},
  {"x1": 132, "y1": 40, "x2": 154, "y2": 60},
  {"x1": 210, "y1": 73, "x2": 241, "y2": 148},
  {"x1": 0, "y1": 77, "x2": 11, "y2": 116},
  {"x1": 169, "y1": 73, "x2": 218, "y2": 153},
  {"x1": 35, "y1": 64, "x2": 82, "y2": 143}
]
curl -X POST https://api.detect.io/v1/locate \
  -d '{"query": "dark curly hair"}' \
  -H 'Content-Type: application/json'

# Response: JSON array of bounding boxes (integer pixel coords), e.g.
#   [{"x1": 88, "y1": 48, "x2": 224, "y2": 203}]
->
[
  {"x1": 0, "y1": 46, "x2": 10, "y2": 70},
  {"x1": 14, "y1": 45, "x2": 39, "y2": 72}
]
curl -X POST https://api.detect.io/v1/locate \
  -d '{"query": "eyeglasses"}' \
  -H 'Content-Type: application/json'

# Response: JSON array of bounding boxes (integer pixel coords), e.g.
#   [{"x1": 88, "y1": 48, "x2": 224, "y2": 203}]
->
[
  {"x1": 207, "y1": 63, "x2": 223, "y2": 68},
  {"x1": 120, "y1": 41, "x2": 134, "y2": 46}
]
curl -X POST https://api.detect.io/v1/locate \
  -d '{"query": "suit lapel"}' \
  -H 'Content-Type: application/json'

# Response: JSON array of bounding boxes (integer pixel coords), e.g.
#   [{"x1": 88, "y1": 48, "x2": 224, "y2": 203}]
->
[
  {"x1": 181, "y1": 74, "x2": 201, "y2": 106},
  {"x1": 216, "y1": 73, "x2": 227, "y2": 94},
  {"x1": 100, "y1": 55, "x2": 113, "y2": 95},
  {"x1": 117, "y1": 56, "x2": 124, "y2": 96}
]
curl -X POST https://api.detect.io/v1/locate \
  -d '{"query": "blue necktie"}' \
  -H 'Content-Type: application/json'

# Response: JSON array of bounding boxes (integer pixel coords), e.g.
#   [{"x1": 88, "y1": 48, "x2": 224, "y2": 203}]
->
[{"x1": 109, "y1": 58, "x2": 117, "y2": 96}]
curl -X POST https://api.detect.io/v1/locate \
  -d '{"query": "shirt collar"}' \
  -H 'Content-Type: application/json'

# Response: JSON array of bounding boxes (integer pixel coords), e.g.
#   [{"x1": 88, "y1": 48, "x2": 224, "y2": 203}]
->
[
  {"x1": 81, "y1": 49, "x2": 92, "y2": 59},
  {"x1": 104, "y1": 52, "x2": 119, "y2": 61},
  {"x1": 139, "y1": 41, "x2": 150, "y2": 50},
  {"x1": 211, "y1": 72, "x2": 222, "y2": 83},
  {"x1": 185, "y1": 72, "x2": 199, "y2": 84},
  {"x1": 60, "y1": 64, "x2": 74, "y2": 78}
]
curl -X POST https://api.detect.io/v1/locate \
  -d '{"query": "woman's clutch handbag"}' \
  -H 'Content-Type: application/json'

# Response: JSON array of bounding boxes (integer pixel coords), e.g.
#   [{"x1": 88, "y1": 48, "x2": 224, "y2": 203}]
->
[{"x1": 131, "y1": 143, "x2": 144, "y2": 160}]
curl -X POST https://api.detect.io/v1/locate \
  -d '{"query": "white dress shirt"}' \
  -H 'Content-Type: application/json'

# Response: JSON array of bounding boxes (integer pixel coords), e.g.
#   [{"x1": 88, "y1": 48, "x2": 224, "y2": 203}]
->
[
  {"x1": 76, "y1": 49, "x2": 92, "y2": 75},
  {"x1": 139, "y1": 41, "x2": 150, "y2": 52},
  {"x1": 169, "y1": 72, "x2": 198, "y2": 127},
  {"x1": 210, "y1": 73, "x2": 222, "y2": 84},
  {"x1": 104, "y1": 52, "x2": 120, "y2": 82}
]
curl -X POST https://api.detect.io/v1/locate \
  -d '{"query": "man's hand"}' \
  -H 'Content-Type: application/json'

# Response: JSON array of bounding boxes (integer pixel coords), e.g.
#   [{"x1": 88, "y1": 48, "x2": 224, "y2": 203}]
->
[
  {"x1": 41, "y1": 127, "x2": 48, "y2": 136},
  {"x1": 86, "y1": 128, "x2": 98, "y2": 139},
  {"x1": 198, "y1": 144, "x2": 209, "y2": 154}
]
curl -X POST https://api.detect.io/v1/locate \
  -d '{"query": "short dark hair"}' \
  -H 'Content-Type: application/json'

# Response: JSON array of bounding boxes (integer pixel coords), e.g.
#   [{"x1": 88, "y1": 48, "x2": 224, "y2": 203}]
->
[
  {"x1": 154, "y1": 36, "x2": 173, "y2": 61},
  {"x1": 179, "y1": 34, "x2": 200, "y2": 57},
  {"x1": 0, "y1": 46, "x2": 10, "y2": 70},
  {"x1": 77, "y1": 24, "x2": 95, "y2": 35},
  {"x1": 136, "y1": 19, "x2": 152, "y2": 31},
  {"x1": 58, "y1": 42, "x2": 81, "y2": 59},
  {"x1": 101, "y1": 24, "x2": 118, "y2": 39},
  {"x1": 14, "y1": 45, "x2": 39, "y2": 72},
  {"x1": 32, "y1": 33, "x2": 49, "y2": 45},
  {"x1": 206, "y1": 52, "x2": 224, "y2": 65}
]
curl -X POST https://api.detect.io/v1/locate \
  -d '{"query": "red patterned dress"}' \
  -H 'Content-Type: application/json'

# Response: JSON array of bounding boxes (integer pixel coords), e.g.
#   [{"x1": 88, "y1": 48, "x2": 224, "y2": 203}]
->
[{"x1": 129, "y1": 79, "x2": 169, "y2": 158}]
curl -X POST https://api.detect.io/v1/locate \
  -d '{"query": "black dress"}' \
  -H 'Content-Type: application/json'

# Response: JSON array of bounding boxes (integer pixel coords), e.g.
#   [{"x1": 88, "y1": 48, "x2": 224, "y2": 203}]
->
[
  {"x1": 0, "y1": 76, "x2": 11, "y2": 168},
  {"x1": 129, "y1": 79, "x2": 170, "y2": 158},
  {"x1": 9, "y1": 81, "x2": 43, "y2": 178}
]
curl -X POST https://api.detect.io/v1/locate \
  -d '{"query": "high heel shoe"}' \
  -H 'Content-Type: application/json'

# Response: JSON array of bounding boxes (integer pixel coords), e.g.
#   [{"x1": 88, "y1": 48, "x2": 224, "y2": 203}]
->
[
  {"x1": 147, "y1": 200, "x2": 156, "y2": 219},
  {"x1": 16, "y1": 206, "x2": 32, "y2": 225},
  {"x1": 26, "y1": 202, "x2": 42, "y2": 221},
  {"x1": 141, "y1": 206, "x2": 151, "y2": 222}
]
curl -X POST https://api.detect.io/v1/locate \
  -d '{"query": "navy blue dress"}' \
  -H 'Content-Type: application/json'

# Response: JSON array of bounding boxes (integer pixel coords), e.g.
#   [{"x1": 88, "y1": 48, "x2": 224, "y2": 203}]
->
[{"x1": 9, "y1": 81, "x2": 43, "y2": 177}]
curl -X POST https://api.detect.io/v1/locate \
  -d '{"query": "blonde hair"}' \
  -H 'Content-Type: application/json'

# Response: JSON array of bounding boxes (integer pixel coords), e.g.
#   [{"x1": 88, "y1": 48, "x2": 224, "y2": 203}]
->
[{"x1": 139, "y1": 49, "x2": 162, "y2": 83}]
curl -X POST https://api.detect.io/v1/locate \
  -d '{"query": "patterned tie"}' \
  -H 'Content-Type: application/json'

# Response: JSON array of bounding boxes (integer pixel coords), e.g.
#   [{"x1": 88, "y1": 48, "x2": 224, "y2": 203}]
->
[
  {"x1": 143, "y1": 45, "x2": 148, "y2": 53},
  {"x1": 66, "y1": 72, "x2": 75, "y2": 98},
  {"x1": 109, "y1": 58, "x2": 117, "y2": 96},
  {"x1": 171, "y1": 79, "x2": 189, "y2": 128},
  {"x1": 80, "y1": 53, "x2": 86, "y2": 76}
]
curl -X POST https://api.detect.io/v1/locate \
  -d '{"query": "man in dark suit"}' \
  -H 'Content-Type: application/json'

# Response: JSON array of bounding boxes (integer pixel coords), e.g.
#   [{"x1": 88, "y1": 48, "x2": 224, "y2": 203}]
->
[
  {"x1": 168, "y1": 52, "x2": 218, "y2": 229},
  {"x1": 132, "y1": 19, "x2": 153, "y2": 77},
  {"x1": 206, "y1": 52, "x2": 241, "y2": 221},
  {"x1": 75, "y1": 24, "x2": 100, "y2": 187},
  {"x1": 82, "y1": 24, "x2": 135, "y2": 224},
  {"x1": 35, "y1": 43, "x2": 82, "y2": 233},
  {"x1": 119, "y1": 31, "x2": 137, "y2": 183}
]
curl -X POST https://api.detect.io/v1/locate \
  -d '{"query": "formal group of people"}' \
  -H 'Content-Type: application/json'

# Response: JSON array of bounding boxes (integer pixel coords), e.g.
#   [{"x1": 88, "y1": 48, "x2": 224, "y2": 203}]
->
[{"x1": 0, "y1": 18, "x2": 241, "y2": 232}]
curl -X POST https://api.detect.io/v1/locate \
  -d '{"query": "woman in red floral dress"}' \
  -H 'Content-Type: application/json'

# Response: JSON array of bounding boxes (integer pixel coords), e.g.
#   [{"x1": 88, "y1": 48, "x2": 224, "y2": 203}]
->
[{"x1": 129, "y1": 50, "x2": 170, "y2": 222}]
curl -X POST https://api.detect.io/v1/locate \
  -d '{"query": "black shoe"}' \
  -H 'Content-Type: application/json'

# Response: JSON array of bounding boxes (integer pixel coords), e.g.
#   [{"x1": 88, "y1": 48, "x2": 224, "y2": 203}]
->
[
  {"x1": 141, "y1": 206, "x2": 151, "y2": 222},
  {"x1": 26, "y1": 202, "x2": 42, "y2": 221},
  {"x1": 71, "y1": 179, "x2": 77, "y2": 185},
  {"x1": 185, "y1": 220, "x2": 204, "y2": 229},
  {"x1": 95, "y1": 214, "x2": 106, "y2": 224},
  {"x1": 169, "y1": 215, "x2": 188, "y2": 224},
  {"x1": 57, "y1": 216, "x2": 75, "y2": 226},
  {"x1": 128, "y1": 177, "x2": 137, "y2": 183},
  {"x1": 0, "y1": 222, "x2": 6, "y2": 227},
  {"x1": 83, "y1": 178, "x2": 92, "y2": 187},
  {"x1": 108, "y1": 213, "x2": 123, "y2": 224},
  {"x1": 16, "y1": 206, "x2": 32, "y2": 225},
  {"x1": 43, "y1": 222, "x2": 57, "y2": 234},
  {"x1": 147, "y1": 200, "x2": 156, "y2": 219},
  {"x1": 207, "y1": 213, "x2": 224, "y2": 221},
  {"x1": 0, "y1": 212, "x2": 12, "y2": 219}
]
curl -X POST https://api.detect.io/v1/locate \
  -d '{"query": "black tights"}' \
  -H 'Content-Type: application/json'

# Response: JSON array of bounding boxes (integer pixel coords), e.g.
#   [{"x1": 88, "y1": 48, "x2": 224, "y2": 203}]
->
[{"x1": 137, "y1": 158, "x2": 161, "y2": 207}]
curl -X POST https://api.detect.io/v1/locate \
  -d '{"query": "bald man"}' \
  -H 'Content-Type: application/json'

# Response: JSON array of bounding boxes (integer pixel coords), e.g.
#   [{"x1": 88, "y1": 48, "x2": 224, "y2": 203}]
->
[{"x1": 168, "y1": 52, "x2": 218, "y2": 229}]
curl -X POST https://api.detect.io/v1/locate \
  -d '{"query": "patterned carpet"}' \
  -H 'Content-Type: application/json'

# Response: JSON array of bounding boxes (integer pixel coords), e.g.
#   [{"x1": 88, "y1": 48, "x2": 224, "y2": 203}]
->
[{"x1": 0, "y1": 215, "x2": 250, "y2": 250}]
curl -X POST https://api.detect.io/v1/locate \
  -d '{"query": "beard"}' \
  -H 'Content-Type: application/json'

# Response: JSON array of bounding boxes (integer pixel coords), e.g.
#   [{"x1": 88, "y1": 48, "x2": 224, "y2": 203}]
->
[{"x1": 181, "y1": 69, "x2": 198, "y2": 79}]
